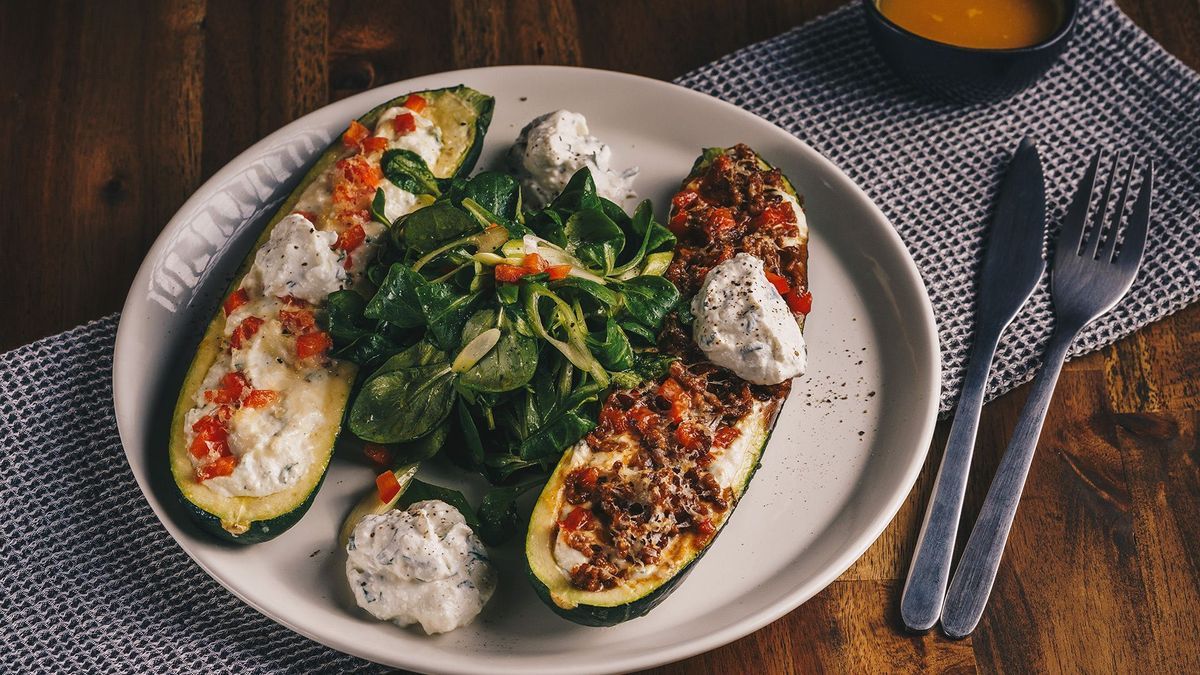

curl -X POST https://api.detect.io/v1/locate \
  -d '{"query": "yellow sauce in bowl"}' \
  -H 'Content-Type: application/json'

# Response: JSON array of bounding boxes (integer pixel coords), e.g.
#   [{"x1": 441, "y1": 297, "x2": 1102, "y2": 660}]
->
[{"x1": 876, "y1": 0, "x2": 1062, "y2": 49}]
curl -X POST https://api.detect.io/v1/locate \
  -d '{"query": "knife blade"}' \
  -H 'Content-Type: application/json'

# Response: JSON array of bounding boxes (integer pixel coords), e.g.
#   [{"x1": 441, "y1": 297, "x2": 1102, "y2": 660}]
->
[{"x1": 900, "y1": 137, "x2": 1047, "y2": 632}]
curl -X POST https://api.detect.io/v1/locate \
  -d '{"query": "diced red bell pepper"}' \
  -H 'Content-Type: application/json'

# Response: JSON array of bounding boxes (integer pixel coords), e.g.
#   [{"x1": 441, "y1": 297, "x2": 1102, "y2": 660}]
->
[
  {"x1": 243, "y1": 390, "x2": 279, "y2": 409},
  {"x1": 764, "y1": 270, "x2": 791, "y2": 296},
  {"x1": 494, "y1": 264, "x2": 528, "y2": 283},
  {"x1": 784, "y1": 290, "x2": 812, "y2": 315},
  {"x1": 197, "y1": 455, "x2": 239, "y2": 481},
  {"x1": 628, "y1": 404, "x2": 662, "y2": 436},
  {"x1": 751, "y1": 203, "x2": 794, "y2": 230},
  {"x1": 695, "y1": 518, "x2": 716, "y2": 538},
  {"x1": 335, "y1": 222, "x2": 366, "y2": 252},
  {"x1": 705, "y1": 207, "x2": 737, "y2": 237},
  {"x1": 674, "y1": 422, "x2": 707, "y2": 450},
  {"x1": 547, "y1": 264, "x2": 572, "y2": 281},
  {"x1": 671, "y1": 189, "x2": 699, "y2": 212},
  {"x1": 361, "y1": 136, "x2": 389, "y2": 153},
  {"x1": 205, "y1": 371, "x2": 250, "y2": 405},
  {"x1": 296, "y1": 331, "x2": 333, "y2": 359},
  {"x1": 342, "y1": 120, "x2": 369, "y2": 148},
  {"x1": 403, "y1": 94, "x2": 427, "y2": 113},
  {"x1": 392, "y1": 112, "x2": 416, "y2": 136},
  {"x1": 667, "y1": 209, "x2": 689, "y2": 237},
  {"x1": 279, "y1": 308, "x2": 316, "y2": 336},
  {"x1": 279, "y1": 295, "x2": 309, "y2": 307},
  {"x1": 376, "y1": 471, "x2": 401, "y2": 504},
  {"x1": 560, "y1": 506, "x2": 593, "y2": 531},
  {"x1": 574, "y1": 467, "x2": 599, "y2": 490},
  {"x1": 713, "y1": 426, "x2": 741, "y2": 448},
  {"x1": 189, "y1": 414, "x2": 229, "y2": 459},
  {"x1": 229, "y1": 316, "x2": 264, "y2": 350},
  {"x1": 363, "y1": 443, "x2": 393, "y2": 469},
  {"x1": 223, "y1": 288, "x2": 249, "y2": 316},
  {"x1": 523, "y1": 252, "x2": 548, "y2": 274},
  {"x1": 658, "y1": 378, "x2": 688, "y2": 423}
]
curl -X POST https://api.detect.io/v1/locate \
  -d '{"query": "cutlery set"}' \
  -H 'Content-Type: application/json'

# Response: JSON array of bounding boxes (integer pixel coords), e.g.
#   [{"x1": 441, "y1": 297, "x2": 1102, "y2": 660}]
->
[{"x1": 901, "y1": 139, "x2": 1155, "y2": 637}]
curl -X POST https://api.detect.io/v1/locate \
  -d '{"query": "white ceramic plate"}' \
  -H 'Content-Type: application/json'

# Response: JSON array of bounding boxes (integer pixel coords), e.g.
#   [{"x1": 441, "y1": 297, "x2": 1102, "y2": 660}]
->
[{"x1": 114, "y1": 66, "x2": 939, "y2": 674}]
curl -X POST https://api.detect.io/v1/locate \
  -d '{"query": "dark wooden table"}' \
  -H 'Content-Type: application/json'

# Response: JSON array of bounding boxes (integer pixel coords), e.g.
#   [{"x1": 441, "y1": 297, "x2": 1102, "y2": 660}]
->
[{"x1": 3, "y1": 1, "x2": 1197, "y2": 672}]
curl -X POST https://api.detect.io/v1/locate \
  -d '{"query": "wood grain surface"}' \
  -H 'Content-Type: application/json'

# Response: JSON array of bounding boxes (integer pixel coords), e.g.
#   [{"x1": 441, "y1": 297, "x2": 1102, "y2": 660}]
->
[{"x1": 2, "y1": 1, "x2": 1197, "y2": 672}]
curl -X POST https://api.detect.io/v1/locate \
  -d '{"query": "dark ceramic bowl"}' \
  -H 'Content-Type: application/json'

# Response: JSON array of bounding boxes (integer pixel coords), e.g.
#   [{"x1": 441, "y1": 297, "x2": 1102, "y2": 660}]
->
[{"x1": 863, "y1": 0, "x2": 1078, "y2": 104}]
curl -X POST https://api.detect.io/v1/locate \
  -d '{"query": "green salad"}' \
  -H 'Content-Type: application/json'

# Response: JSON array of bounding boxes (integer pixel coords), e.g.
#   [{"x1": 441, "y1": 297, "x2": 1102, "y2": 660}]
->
[{"x1": 326, "y1": 164, "x2": 680, "y2": 543}]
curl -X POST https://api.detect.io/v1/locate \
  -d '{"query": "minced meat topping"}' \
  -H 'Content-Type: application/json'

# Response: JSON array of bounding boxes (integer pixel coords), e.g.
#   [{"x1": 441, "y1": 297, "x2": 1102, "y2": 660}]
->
[{"x1": 556, "y1": 145, "x2": 809, "y2": 592}]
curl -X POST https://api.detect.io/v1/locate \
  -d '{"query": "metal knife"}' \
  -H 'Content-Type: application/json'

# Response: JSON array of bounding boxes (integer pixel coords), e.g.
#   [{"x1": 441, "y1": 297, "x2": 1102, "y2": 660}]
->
[{"x1": 900, "y1": 137, "x2": 1048, "y2": 632}]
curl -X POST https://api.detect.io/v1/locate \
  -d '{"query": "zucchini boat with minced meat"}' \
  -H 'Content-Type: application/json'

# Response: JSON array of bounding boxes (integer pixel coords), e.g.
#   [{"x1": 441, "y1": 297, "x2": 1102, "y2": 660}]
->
[
  {"x1": 526, "y1": 145, "x2": 812, "y2": 625},
  {"x1": 169, "y1": 86, "x2": 494, "y2": 543}
]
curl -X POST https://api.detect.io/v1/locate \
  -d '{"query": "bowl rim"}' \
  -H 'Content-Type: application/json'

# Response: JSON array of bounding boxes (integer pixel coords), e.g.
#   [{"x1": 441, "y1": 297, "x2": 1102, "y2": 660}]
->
[{"x1": 862, "y1": 0, "x2": 1079, "y2": 55}]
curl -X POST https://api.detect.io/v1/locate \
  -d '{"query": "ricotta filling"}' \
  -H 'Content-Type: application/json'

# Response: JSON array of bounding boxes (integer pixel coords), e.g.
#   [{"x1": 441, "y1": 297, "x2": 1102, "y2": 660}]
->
[
  {"x1": 508, "y1": 109, "x2": 638, "y2": 209},
  {"x1": 183, "y1": 105, "x2": 431, "y2": 498},
  {"x1": 371, "y1": 105, "x2": 444, "y2": 170},
  {"x1": 346, "y1": 500, "x2": 496, "y2": 634},
  {"x1": 691, "y1": 253, "x2": 807, "y2": 385},
  {"x1": 241, "y1": 213, "x2": 348, "y2": 304}
]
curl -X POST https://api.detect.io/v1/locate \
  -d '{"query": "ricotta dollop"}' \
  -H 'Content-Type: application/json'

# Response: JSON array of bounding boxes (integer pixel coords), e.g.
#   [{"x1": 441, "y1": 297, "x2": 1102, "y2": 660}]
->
[
  {"x1": 691, "y1": 253, "x2": 807, "y2": 385},
  {"x1": 372, "y1": 105, "x2": 444, "y2": 170},
  {"x1": 242, "y1": 213, "x2": 347, "y2": 304},
  {"x1": 508, "y1": 109, "x2": 638, "y2": 208},
  {"x1": 346, "y1": 500, "x2": 496, "y2": 635}
]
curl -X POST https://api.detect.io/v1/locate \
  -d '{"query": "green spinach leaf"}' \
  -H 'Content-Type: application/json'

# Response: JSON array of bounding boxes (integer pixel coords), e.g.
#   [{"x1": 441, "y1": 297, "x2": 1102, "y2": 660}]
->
[
  {"x1": 565, "y1": 208, "x2": 624, "y2": 274},
  {"x1": 586, "y1": 317, "x2": 634, "y2": 371},
  {"x1": 397, "y1": 479, "x2": 480, "y2": 530},
  {"x1": 457, "y1": 309, "x2": 538, "y2": 393},
  {"x1": 416, "y1": 283, "x2": 483, "y2": 352},
  {"x1": 391, "y1": 421, "x2": 449, "y2": 464},
  {"x1": 382, "y1": 149, "x2": 441, "y2": 197},
  {"x1": 401, "y1": 203, "x2": 481, "y2": 254},
  {"x1": 370, "y1": 188, "x2": 389, "y2": 225},
  {"x1": 548, "y1": 167, "x2": 601, "y2": 214},
  {"x1": 349, "y1": 364, "x2": 456, "y2": 443},
  {"x1": 476, "y1": 483, "x2": 539, "y2": 545},
  {"x1": 614, "y1": 275, "x2": 680, "y2": 333},
  {"x1": 364, "y1": 263, "x2": 427, "y2": 327}
]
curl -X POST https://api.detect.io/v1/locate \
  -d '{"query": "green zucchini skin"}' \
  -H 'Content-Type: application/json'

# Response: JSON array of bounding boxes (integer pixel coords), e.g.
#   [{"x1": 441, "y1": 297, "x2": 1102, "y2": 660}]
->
[
  {"x1": 525, "y1": 146, "x2": 803, "y2": 625},
  {"x1": 169, "y1": 86, "x2": 494, "y2": 544}
]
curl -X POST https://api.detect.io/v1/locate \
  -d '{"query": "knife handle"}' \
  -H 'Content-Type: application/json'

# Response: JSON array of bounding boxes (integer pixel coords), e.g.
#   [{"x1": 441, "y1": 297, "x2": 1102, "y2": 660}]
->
[
  {"x1": 941, "y1": 327, "x2": 1074, "y2": 637},
  {"x1": 900, "y1": 327, "x2": 1000, "y2": 631}
]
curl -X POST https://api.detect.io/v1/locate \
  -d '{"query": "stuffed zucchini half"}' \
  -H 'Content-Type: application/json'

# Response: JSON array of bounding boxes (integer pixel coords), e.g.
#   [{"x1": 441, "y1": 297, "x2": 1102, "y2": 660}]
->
[
  {"x1": 526, "y1": 145, "x2": 812, "y2": 625},
  {"x1": 169, "y1": 86, "x2": 494, "y2": 543}
]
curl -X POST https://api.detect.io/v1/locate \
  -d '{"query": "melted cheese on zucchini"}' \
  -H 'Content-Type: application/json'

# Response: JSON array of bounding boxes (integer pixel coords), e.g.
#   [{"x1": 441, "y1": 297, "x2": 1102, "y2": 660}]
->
[{"x1": 181, "y1": 106, "x2": 440, "y2": 498}]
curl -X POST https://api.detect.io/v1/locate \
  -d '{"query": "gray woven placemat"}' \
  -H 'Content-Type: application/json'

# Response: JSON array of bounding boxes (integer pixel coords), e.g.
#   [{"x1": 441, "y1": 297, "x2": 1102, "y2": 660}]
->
[
  {"x1": 4, "y1": 0, "x2": 1200, "y2": 671},
  {"x1": 677, "y1": 0, "x2": 1200, "y2": 411}
]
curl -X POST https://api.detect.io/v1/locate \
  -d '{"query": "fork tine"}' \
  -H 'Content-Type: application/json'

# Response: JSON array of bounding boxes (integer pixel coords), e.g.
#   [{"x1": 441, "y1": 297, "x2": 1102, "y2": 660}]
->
[
  {"x1": 1101, "y1": 153, "x2": 1138, "y2": 262},
  {"x1": 1117, "y1": 158, "x2": 1154, "y2": 270},
  {"x1": 1057, "y1": 150, "x2": 1102, "y2": 260},
  {"x1": 1084, "y1": 151, "x2": 1119, "y2": 260}
]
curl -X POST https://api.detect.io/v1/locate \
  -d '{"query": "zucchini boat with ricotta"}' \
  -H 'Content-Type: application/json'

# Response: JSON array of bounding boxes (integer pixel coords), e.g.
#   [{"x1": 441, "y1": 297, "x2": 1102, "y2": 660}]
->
[
  {"x1": 169, "y1": 86, "x2": 494, "y2": 543},
  {"x1": 526, "y1": 144, "x2": 812, "y2": 625}
]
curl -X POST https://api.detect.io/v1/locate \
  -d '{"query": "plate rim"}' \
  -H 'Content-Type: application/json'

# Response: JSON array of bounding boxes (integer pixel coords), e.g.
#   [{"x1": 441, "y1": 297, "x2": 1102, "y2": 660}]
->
[{"x1": 113, "y1": 64, "x2": 940, "y2": 674}]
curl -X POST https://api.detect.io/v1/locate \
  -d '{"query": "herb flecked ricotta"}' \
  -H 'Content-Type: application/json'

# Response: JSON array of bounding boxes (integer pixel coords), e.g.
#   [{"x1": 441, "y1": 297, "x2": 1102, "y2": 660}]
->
[
  {"x1": 509, "y1": 109, "x2": 638, "y2": 208},
  {"x1": 242, "y1": 213, "x2": 347, "y2": 304},
  {"x1": 691, "y1": 253, "x2": 807, "y2": 385},
  {"x1": 346, "y1": 500, "x2": 496, "y2": 634}
]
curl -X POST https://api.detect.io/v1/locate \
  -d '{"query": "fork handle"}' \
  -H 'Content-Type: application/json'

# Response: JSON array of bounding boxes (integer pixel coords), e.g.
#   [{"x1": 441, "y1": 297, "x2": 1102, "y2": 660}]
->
[
  {"x1": 940, "y1": 326, "x2": 1077, "y2": 638},
  {"x1": 900, "y1": 325, "x2": 1002, "y2": 631}
]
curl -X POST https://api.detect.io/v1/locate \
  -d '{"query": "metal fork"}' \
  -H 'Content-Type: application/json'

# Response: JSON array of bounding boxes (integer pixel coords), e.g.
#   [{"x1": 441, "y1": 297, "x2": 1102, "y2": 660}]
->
[{"x1": 940, "y1": 150, "x2": 1154, "y2": 638}]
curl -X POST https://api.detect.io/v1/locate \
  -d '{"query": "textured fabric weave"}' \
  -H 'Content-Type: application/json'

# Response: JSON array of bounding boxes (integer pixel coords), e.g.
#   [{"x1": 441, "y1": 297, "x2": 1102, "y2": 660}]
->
[
  {"x1": 4, "y1": 0, "x2": 1200, "y2": 671},
  {"x1": 675, "y1": 0, "x2": 1200, "y2": 411},
  {"x1": 0, "y1": 316, "x2": 385, "y2": 673}
]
